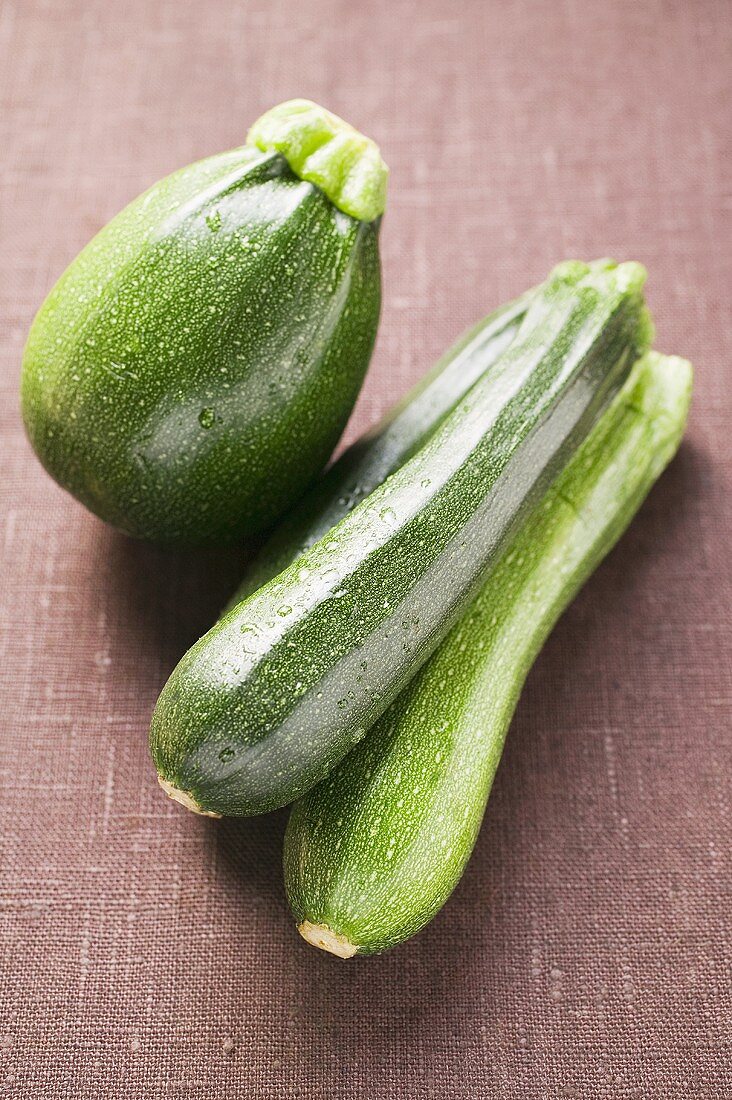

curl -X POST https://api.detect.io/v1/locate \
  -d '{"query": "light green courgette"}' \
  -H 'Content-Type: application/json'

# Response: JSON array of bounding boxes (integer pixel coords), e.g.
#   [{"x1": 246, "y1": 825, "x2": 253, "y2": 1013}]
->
[
  {"x1": 151, "y1": 260, "x2": 650, "y2": 817},
  {"x1": 284, "y1": 350, "x2": 692, "y2": 956}
]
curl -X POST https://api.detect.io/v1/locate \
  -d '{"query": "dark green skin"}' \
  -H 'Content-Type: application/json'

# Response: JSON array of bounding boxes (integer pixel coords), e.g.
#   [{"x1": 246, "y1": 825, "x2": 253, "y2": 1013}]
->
[
  {"x1": 151, "y1": 262, "x2": 650, "y2": 816},
  {"x1": 225, "y1": 291, "x2": 531, "y2": 610},
  {"x1": 21, "y1": 147, "x2": 380, "y2": 545}
]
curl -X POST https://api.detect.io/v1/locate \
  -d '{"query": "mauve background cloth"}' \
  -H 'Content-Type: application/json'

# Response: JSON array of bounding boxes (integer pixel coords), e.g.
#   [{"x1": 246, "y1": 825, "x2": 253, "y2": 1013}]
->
[{"x1": 1, "y1": 1, "x2": 730, "y2": 1096}]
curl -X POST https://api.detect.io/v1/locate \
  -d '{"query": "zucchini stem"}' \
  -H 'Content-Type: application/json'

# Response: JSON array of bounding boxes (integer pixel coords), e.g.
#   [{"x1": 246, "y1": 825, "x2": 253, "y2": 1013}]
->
[
  {"x1": 247, "y1": 99, "x2": 388, "y2": 222},
  {"x1": 157, "y1": 776, "x2": 222, "y2": 818},
  {"x1": 298, "y1": 921, "x2": 359, "y2": 958}
]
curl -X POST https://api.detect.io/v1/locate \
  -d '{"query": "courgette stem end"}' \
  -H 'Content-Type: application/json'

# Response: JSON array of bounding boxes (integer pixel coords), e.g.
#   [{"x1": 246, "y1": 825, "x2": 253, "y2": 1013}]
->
[
  {"x1": 298, "y1": 920, "x2": 359, "y2": 958},
  {"x1": 247, "y1": 98, "x2": 388, "y2": 222},
  {"x1": 157, "y1": 775, "x2": 222, "y2": 819}
]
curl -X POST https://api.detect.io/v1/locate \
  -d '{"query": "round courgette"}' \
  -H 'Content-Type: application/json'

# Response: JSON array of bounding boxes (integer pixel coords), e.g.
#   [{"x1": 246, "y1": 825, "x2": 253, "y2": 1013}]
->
[{"x1": 21, "y1": 100, "x2": 386, "y2": 544}]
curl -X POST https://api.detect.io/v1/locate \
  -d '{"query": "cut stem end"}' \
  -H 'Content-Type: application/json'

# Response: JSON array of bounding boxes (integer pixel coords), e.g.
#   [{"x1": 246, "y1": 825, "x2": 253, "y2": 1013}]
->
[
  {"x1": 247, "y1": 98, "x2": 388, "y2": 222},
  {"x1": 298, "y1": 921, "x2": 359, "y2": 958},
  {"x1": 157, "y1": 776, "x2": 222, "y2": 818}
]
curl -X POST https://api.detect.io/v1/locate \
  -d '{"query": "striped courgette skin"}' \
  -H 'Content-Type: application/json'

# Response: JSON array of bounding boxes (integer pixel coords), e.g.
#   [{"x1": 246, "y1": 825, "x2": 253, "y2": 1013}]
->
[
  {"x1": 150, "y1": 261, "x2": 651, "y2": 816},
  {"x1": 21, "y1": 110, "x2": 382, "y2": 545},
  {"x1": 225, "y1": 291, "x2": 532, "y2": 611},
  {"x1": 285, "y1": 351, "x2": 692, "y2": 956}
]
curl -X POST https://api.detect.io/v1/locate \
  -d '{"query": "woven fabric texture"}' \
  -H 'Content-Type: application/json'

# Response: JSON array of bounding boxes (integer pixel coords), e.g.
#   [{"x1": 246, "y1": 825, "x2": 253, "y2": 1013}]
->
[{"x1": 1, "y1": 0, "x2": 730, "y2": 1096}]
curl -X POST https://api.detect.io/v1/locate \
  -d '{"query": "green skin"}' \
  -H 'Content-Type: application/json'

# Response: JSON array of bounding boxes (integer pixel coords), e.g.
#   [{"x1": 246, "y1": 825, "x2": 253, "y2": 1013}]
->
[
  {"x1": 225, "y1": 290, "x2": 532, "y2": 610},
  {"x1": 284, "y1": 350, "x2": 693, "y2": 955},
  {"x1": 151, "y1": 261, "x2": 651, "y2": 816},
  {"x1": 21, "y1": 144, "x2": 381, "y2": 545}
]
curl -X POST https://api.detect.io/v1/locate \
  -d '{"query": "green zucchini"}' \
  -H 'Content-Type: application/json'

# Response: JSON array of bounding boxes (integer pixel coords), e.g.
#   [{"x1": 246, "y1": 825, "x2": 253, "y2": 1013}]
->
[
  {"x1": 225, "y1": 289, "x2": 533, "y2": 610},
  {"x1": 21, "y1": 100, "x2": 386, "y2": 545},
  {"x1": 150, "y1": 260, "x2": 651, "y2": 817},
  {"x1": 285, "y1": 350, "x2": 692, "y2": 956}
]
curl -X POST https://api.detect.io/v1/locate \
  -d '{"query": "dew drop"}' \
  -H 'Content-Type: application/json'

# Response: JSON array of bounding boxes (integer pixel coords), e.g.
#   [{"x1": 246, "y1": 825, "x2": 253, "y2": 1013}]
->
[{"x1": 199, "y1": 407, "x2": 215, "y2": 429}]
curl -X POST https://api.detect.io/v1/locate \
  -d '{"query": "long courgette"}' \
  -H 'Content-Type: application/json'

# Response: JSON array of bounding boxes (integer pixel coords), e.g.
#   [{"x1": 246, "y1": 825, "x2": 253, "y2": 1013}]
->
[
  {"x1": 21, "y1": 100, "x2": 386, "y2": 545},
  {"x1": 284, "y1": 350, "x2": 692, "y2": 956},
  {"x1": 226, "y1": 289, "x2": 533, "y2": 610},
  {"x1": 151, "y1": 260, "x2": 651, "y2": 817}
]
